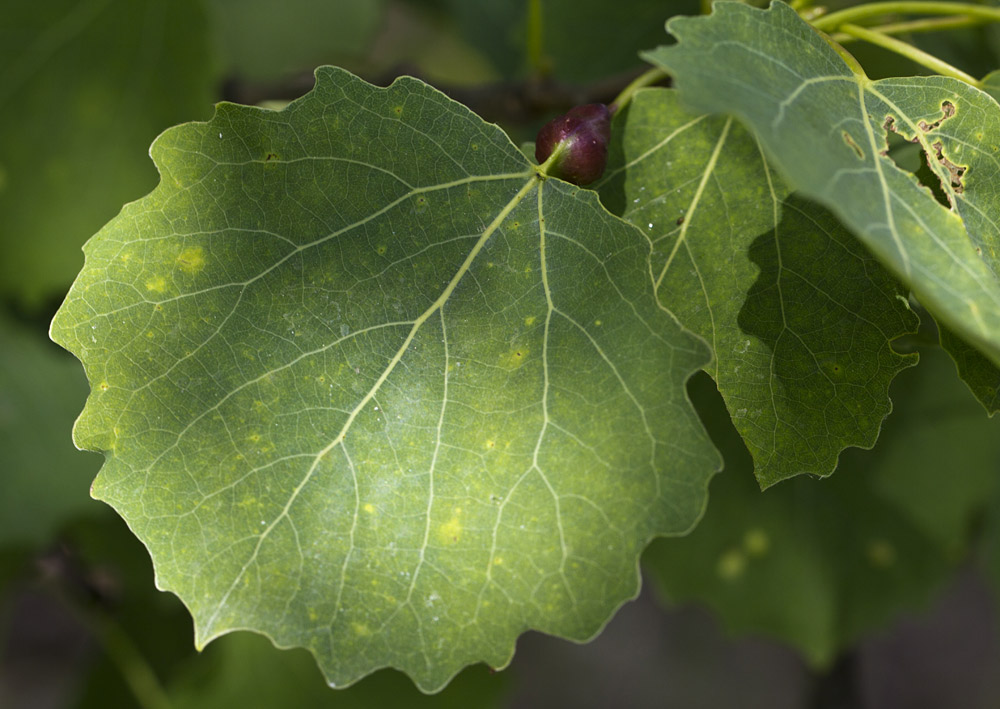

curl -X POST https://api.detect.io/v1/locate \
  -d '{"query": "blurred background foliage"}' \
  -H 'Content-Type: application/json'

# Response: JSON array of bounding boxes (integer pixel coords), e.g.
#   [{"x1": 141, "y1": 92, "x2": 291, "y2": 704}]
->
[{"x1": 3, "y1": 1, "x2": 1000, "y2": 706}]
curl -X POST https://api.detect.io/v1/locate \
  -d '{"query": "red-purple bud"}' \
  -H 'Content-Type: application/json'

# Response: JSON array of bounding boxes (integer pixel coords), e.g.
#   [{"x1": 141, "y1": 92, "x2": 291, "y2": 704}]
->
[{"x1": 534, "y1": 103, "x2": 611, "y2": 186}]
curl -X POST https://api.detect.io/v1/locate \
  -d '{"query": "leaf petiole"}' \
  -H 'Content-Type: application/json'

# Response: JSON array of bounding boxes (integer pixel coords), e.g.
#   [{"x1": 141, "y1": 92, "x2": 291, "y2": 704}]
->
[
  {"x1": 829, "y1": 14, "x2": 985, "y2": 44},
  {"x1": 811, "y1": 1, "x2": 1000, "y2": 32},
  {"x1": 609, "y1": 67, "x2": 669, "y2": 114},
  {"x1": 838, "y1": 22, "x2": 980, "y2": 85}
]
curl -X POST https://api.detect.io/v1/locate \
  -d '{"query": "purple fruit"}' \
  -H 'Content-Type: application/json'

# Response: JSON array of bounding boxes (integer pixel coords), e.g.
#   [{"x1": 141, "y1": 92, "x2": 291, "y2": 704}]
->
[{"x1": 534, "y1": 103, "x2": 611, "y2": 186}]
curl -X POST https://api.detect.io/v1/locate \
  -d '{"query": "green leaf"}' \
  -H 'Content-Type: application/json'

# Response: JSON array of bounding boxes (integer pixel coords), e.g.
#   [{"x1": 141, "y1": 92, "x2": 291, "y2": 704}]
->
[
  {"x1": 645, "y1": 1, "x2": 1000, "y2": 383},
  {"x1": 0, "y1": 0, "x2": 216, "y2": 305},
  {"x1": 0, "y1": 314, "x2": 101, "y2": 546},
  {"x1": 598, "y1": 88, "x2": 918, "y2": 487},
  {"x1": 167, "y1": 633, "x2": 509, "y2": 709},
  {"x1": 50, "y1": 67, "x2": 719, "y2": 691},
  {"x1": 644, "y1": 345, "x2": 998, "y2": 666},
  {"x1": 206, "y1": 0, "x2": 384, "y2": 82}
]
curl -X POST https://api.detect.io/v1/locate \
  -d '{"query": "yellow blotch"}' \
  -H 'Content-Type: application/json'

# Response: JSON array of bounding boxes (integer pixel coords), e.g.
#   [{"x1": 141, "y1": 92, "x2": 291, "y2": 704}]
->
[
  {"x1": 594, "y1": 319, "x2": 602, "y2": 326},
  {"x1": 867, "y1": 538, "x2": 896, "y2": 567},
  {"x1": 485, "y1": 439, "x2": 496, "y2": 450},
  {"x1": 363, "y1": 503, "x2": 375, "y2": 514},
  {"x1": 98, "y1": 381, "x2": 110, "y2": 392},
  {"x1": 376, "y1": 244, "x2": 387, "y2": 255},
  {"x1": 500, "y1": 346, "x2": 530, "y2": 369},
  {"x1": 248, "y1": 433, "x2": 261, "y2": 443},
  {"x1": 438, "y1": 508, "x2": 463, "y2": 543},
  {"x1": 743, "y1": 528, "x2": 770, "y2": 556},
  {"x1": 716, "y1": 549, "x2": 746, "y2": 581},
  {"x1": 176, "y1": 246, "x2": 206, "y2": 274},
  {"x1": 524, "y1": 316, "x2": 536, "y2": 326},
  {"x1": 491, "y1": 556, "x2": 503, "y2": 566},
  {"x1": 308, "y1": 608, "x2": 318, "y2": 622},
  {"x1": 352, "y1": 622, "x2": 370, "y2": 636},
  {"x1": 145, "y1": 275, "x2": 167, "y2": 292}
]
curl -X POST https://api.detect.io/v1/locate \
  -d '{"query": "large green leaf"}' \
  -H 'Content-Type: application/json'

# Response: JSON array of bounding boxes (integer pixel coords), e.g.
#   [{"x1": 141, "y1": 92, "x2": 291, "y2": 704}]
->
[
  {"x1": 50, "y1": 67, "x2": 719, "y2": 691},
  {"x1": 646, "y1": 1, "x2": 1000, "y2": 399},
  {"x1": 598, "y1": 88, "x2": 918, "y2": 487},
  {"x1": 0, "y1": 0, "x2": 216, "y2": 305},
  {"x1": 0, "y1": 314, "x2": 101, "y2": 546},
  {"x1": 645, "y1": 344, "x2": 1000, "y2": 666}
]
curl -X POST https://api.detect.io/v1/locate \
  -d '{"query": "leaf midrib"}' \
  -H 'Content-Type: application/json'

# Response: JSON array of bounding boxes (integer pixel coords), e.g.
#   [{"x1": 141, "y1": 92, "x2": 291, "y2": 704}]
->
[{"x1": 200, "y1": 172, "x2": 542, "y2": 640}]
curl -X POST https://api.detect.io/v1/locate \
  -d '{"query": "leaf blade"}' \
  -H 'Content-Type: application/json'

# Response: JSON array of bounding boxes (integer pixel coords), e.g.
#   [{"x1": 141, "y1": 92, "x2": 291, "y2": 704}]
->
[{"x1": 51, "y1": 67, "x2": 719, "y2": 691}]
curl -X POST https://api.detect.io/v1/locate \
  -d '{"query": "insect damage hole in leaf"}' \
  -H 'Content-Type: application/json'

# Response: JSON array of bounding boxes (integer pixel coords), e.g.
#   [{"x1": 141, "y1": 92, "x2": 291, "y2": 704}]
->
[{"x1": 880, "y1": 100, "x2": 967, "y2": 209}]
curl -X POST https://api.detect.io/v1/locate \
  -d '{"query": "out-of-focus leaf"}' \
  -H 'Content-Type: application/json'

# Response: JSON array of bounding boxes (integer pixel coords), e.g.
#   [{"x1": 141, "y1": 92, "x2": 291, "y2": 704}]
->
[
  {"x1": 167, "y1": 633, "x2": 508, "y2": 708},
  {"x1": 0, "y1": 315, "x2": 99, "y2": 546},
  {"x1": 206, "y1": 0, "x2": 384, "y2": 82},
  {"x1": 644, "y1": 346, "x2": 1000, "y2": 666},
  {"x1": 0, "y1": 0, "x2": 216, "y2": 305}
]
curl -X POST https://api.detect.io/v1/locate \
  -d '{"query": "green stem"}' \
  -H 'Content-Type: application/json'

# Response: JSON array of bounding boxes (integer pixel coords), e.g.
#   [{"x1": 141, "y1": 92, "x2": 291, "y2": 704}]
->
[
  {"x1": 609, "y1": 68, "x2": 669, "y2": 113},
  {"x1": 91, "y1": 612, "x2": 173, "y2": 709},
  {"x1": 527, "y1": 0, "x2": 545, "y2": 76},
  {"x1": 830, "y1": 14, "x2": 984, "y2": 43},
  {"x1": 838, "y1": 22, "x2": 979, "y2": 85},
  {"x1": 812, "y1": 1, "x2": 1000, "y2": 32}
]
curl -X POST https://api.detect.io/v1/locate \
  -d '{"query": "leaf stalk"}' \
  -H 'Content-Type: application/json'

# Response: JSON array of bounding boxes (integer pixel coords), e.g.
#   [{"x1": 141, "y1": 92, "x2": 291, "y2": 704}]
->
[
  {"x1": 838, "y1": 22, "x2": 980, "y2": 85},
  {"x1": 829, "y1": 14, "x2": 984, "y2": 43},
  {"x1": 610, "y1": 68, "x2": 669, "y2": 114},
  {"x1": 812, "y1": 1, "x2": 1000, "y2": 32}
]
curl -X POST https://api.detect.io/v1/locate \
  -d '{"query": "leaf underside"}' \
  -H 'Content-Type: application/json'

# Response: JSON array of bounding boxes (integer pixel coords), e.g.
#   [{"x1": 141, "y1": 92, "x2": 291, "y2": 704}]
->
[
  {"x1": 50, "y1": 67, "x2": 719, "y2": 691},
  {"x1": 598, "y1": 88, "x2": 918, "y2": 487},
  {"x1": 646, "y1": 0, "x2": 1000, "y2": 413}
]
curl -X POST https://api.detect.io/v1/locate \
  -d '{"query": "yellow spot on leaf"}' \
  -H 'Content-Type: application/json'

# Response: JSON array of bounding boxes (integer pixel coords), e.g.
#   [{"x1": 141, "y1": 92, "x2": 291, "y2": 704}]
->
[
  {"x1": 492, "y1": 556, "x2": 503, "y2": 566},
  {"x1": 743, "y1": 528, "x2": 769, "y2": 556},
  {"x1": 352, "y1": 623, "x2": 370, "y2": 636},
  {"x1": 176, "y1": 246, "x2": 205, "y2": 274},
  {"x1": 485, "y1": 439, "x2": 496, "y2": 450},
  {"x1": 439, "y1": 508, "x2": 463, "y2": 543},
  {"x1": 363, "y1": 503, "x2": 375, "y2": 514},
  {"x1": 524, "y1": 316, "x2": 536, "y2": 326},
  {"x1": 145, "y1": 276, "x2": 167, "y2": 292},
  {"x1": 867, "y1": 538, "x2": 896, "y2": 567},
  {"x1": 716, "y1": 549, "x2": 746, "y2": 581},
  {"x1": 500, "y1": 346, "x2": 529, "y2": 370}
]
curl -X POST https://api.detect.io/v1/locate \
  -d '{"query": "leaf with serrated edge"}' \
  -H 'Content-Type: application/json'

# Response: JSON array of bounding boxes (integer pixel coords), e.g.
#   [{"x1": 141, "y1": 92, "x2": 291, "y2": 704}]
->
[
  {"x1": 598, "y1": 88, "x2": 918, "y2": 487},
  {"x1": 50, "y1": 67, "x2": 719, "y2": 692},
  {"x1": 645, "y1": 1, "x2": 1000, "y2": 387}
]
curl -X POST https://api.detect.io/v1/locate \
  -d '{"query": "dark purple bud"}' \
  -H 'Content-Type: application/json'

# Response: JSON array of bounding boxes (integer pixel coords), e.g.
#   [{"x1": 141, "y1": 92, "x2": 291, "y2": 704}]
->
[{"x1": 534, "y1": 103, "x2": 611, "y2": 186}]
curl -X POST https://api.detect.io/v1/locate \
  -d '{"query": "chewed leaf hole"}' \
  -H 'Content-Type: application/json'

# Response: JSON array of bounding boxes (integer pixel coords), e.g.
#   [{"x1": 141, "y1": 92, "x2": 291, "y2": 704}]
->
[
  {"x1": 881, "y1": 115, "x2": 952, "y2": 208},
  {"x1": 931, "y1": 141, "x2": 966, "y2": 194},
  {"x1": 918, "y1": 100, "x2": 956, "y2": 132}
]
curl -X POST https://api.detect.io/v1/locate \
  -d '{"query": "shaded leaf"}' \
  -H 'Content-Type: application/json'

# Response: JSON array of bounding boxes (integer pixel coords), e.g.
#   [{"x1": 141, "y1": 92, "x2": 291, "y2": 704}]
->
[
  {"x1": 206, "y1": 0, "x2": 385, "y2": 82},
  {"x1": 0, "y1": 314, "x2": 100, "y2": 546},
  {"x1": 646, "y1": 1, "x2": 1000, "y2": 385},
  {"x1": 644, "y1": 345, "x2": 999, "y2": 666},
  {"x1": 0, "y1": 0, "x2": 216, "y2": 305},
  {"x1": 598, "y1": 88, "x2": 917, "y2": 486},
  {"x1": 50, "y1": 67, "x2": 719, "y2": 691}
]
